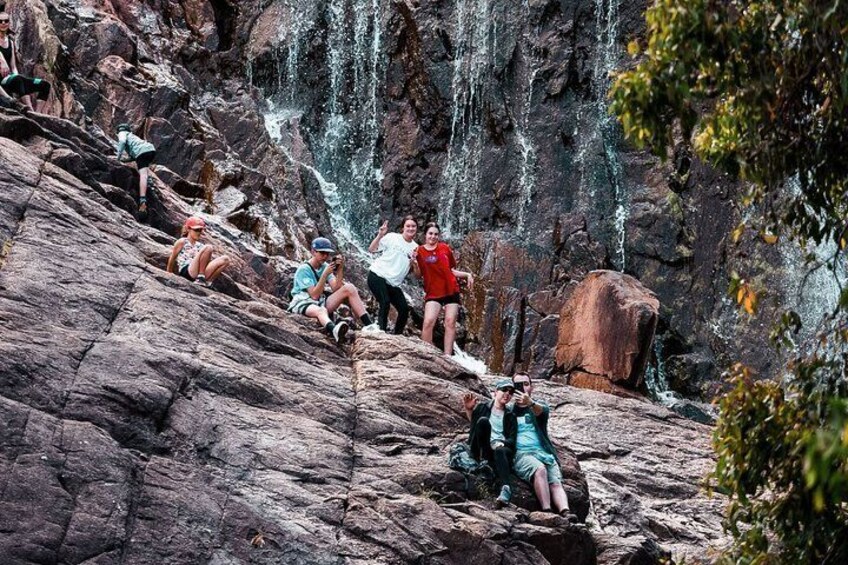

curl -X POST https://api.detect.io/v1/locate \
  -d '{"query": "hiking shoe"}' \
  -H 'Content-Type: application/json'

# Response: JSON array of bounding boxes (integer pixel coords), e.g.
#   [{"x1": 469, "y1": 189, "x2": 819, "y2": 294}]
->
[
  {"x1": 559, "y1": 509, "x2": 580, "y2": 523},
  {"x1": 194, "y1": 274, "x2": 208, "y2": 286},
  {"x1": 138, "y1": 201, "x2": 148, "y2": 222},
  {"x1": 496, "y1": 485, "x2": 511, "y2": 508},
  {"x1": 332, "y1": 321, "x2": 349, "y2": 344},
  {"x1": 361, "y1": 323, "x2": 381, "y2": 333}
]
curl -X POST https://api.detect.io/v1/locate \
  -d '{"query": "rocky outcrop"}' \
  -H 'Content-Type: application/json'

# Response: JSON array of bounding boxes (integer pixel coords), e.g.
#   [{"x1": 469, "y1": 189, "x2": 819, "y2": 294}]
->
[
  {"x1": 0, "y1": 108, "x2": 725, "y2": 563},
  {"x1": 556, "y1": 271, "x2": 660, "y2": 393}
]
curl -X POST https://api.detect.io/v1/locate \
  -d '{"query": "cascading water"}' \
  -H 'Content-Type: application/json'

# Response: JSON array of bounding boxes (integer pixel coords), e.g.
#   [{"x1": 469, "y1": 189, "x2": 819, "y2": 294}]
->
[
  {"x1": 256, "y1": 0, "x2": 384, "y2": 248},
  {"x1": 438, "y1": 0, "x2": 495, "y2": 237},
  {"x1": 644, "y1": 336, "x2": 677, "y2": 406},
  {"x1": 514, "y1": 0, "x2": 540, "y2": 234},
  {"x1": 575, "y1": 0, "x2": 628, "y2": 270}
]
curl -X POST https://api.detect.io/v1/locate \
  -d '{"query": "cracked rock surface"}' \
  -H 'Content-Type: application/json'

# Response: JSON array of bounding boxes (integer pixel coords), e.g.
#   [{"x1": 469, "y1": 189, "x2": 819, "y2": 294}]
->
[{"x1": 0, "y1": 111, "x2": 724, "y2": 563}]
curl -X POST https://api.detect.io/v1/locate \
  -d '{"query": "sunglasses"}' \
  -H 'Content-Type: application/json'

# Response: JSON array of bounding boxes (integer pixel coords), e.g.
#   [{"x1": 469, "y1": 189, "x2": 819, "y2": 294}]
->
[
  {"x1": 315, "y1": 250, "x2": 331, "y2": 255},
  {"x1": 0, "y1": 20, "x2": 10, "y2": 24},
  {"x1": 190, "y1": 227, "x2": 204, "y2": 232},
  {"x1": 499, "y1": 388, "x2": 515, "y2": 394}
]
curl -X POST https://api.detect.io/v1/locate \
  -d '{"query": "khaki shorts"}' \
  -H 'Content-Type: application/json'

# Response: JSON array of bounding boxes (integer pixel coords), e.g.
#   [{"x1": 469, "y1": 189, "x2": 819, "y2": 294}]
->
[{"x1": 514, "y1": 451, "x2": 563, "y2": 484}]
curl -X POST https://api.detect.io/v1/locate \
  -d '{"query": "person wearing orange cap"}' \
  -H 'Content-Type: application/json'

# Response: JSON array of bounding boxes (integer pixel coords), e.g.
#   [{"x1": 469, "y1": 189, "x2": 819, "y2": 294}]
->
[{"x1": 166, "y1": 216, "x2": 230, "y2": 286}]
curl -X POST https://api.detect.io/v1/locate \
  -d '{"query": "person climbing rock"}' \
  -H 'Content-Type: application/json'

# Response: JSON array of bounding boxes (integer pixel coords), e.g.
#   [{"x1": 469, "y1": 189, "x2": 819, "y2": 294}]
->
[
  {"x1": 0, "y1": 12, "x2": 53, "y2": 114},
  {"x1": 114, "y1": 123, "x2": 156, "y2": 221},
  {"x1": 464, "y1": 379, "x2": 518, "y2": 508},
  {"x1": 412, "y1": 222, "x2": 474, "y2": 355},
  {"x1": 288, "y1": 237, "x2": 375, "y2": 344},
  {"x1": 511, "y1": 374, "x2": 578, "y2": 522},
  {"x1": 166, "y1": 216, "x2": 230, "y2": 287},
  {"x1": 366, "y1": 215, "x2": 418, "y2": 334}
]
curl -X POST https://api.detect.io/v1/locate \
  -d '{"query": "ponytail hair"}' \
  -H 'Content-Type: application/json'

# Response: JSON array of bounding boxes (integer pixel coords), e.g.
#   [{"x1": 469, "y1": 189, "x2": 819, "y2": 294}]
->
[{"x1": 424, "y1": 222, "x2": 440, "y2": 233}]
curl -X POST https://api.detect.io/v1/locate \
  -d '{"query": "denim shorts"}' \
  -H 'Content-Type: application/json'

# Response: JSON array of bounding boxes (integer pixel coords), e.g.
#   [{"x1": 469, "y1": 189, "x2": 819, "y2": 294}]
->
[{"x1": 514, "y1": 451, "x2": 563, "y2": 484}]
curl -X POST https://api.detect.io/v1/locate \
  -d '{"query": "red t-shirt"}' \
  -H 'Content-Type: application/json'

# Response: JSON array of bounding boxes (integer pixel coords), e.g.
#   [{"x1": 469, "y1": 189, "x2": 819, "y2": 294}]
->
[{"x1": 416, "y1": 242, "x2": 460, "y2": 300}]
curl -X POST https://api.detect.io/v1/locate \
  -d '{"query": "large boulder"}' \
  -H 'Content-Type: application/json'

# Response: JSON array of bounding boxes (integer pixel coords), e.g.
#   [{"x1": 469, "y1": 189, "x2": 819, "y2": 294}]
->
[{"x1": 556, "y1": 270, "x2": 660, "y2": 392}]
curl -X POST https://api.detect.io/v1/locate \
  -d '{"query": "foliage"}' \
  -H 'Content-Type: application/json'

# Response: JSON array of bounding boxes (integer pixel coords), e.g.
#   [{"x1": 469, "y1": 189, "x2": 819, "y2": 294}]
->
[
  {"x1": 712, "y1": 360, "x2": 848, "y2": 564},
  {"x1": 609, "y1": 1, "x2": 848, "y2": 562},
  {"x1": 610, "y1": 0, "x2": 848, "y2": 248}
]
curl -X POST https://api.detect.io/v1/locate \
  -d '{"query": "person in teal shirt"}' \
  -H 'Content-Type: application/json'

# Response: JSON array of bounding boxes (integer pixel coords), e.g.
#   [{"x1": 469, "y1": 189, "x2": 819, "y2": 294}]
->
[{"x1": 511, "y1": 374, "x2": 577, "y2": 520}]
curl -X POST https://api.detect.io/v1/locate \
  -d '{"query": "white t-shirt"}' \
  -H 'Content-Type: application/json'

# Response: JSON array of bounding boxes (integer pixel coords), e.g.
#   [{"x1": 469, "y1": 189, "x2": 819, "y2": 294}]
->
[{"x1": 369, "y1": 232, "x2": 418, "y2": 287}]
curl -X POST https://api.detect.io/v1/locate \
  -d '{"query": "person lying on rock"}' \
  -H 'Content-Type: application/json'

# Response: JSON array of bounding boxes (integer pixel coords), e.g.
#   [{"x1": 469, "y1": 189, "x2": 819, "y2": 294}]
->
[
  {"x1": 464, "y1": 379, "x2": 518, "y2": 508},
  {"x1": 411, "y1": 222, "x2": 474, "y2": 356},
  {"x1": 0, "y1": 12, "x2": 53, "y2": 114},
  {"x1": 366, "y1": 215, "x2": 418, "y2": 334},
  {"x1": 166, "y1": 216, "x2": 230, "y2": 287},
  {"x1": 511, "y1": 373, "x2": 578, "y2": 522},
  {"x1": 114, "y1": 123, "x2": 156, "y2": 221},
  {"x1": 288, "y1": 237, "x2": 375, "y2": 344}
]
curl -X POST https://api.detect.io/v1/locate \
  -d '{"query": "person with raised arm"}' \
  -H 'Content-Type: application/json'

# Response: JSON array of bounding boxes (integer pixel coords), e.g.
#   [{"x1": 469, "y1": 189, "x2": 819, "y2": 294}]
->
[
  {"x1": 412, "y1": 222, "x2": 474, "y2": 355},
  {"x1": 367, "y1": 215, "x2": 418, "y2": 334}
]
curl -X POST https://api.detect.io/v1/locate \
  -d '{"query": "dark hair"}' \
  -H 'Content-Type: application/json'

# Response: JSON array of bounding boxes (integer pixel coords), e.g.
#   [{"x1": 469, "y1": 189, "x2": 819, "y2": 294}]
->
[
  {"x1": 117, "y1": 123, "x2": 132, "y2": 133},
  {"x1": 513, "y1": 374, "x2": 532, "y2": 386},
  {"x1": 424, "y1": 222, "x2": 440, "y2": 233},
  {"x1": 399, "y1": 215, "x2": 418, "y2": 229}
]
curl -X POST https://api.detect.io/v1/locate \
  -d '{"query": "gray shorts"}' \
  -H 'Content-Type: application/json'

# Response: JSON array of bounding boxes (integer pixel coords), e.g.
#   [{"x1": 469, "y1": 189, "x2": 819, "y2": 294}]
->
[
  {"x1": 514, "y1": 451, "x2": 563, "y2": 484},
  {"x1": 288, "y1": 294, "x2": 326, "y2": 315}
]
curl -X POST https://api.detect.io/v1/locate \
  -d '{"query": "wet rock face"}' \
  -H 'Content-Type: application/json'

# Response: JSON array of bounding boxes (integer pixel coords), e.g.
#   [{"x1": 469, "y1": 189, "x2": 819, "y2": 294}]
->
[{"x1": 556, "y1": 270, "x2": 660, "y2": 392}]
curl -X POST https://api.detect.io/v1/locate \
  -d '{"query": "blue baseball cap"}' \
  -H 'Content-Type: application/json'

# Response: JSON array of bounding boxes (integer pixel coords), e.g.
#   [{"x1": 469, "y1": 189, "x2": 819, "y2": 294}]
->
[
  {"x1": 311, "y1": 237, "x2": 335, "y2": 252},
  {"x1": 495, "y1": 379, "x2": 515, "y2": 392}
]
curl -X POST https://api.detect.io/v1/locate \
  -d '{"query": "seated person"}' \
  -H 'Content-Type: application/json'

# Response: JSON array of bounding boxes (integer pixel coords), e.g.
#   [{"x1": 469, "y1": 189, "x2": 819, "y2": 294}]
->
[
  {"x1": 511, "y1": 374, "x2": 577, "y2": 521},
  {"x1": 288, "y1": 237, "x2": 375, "y2": 344},
  {"x1": 0, "y1": 12, "x2": 52, "y2": 114},
  {"x1": 463, "y1": 379, "x2": 517, "y2": 507},
  {"x1": 166, "y1": 216, "x2": 230, "y2": 286}
]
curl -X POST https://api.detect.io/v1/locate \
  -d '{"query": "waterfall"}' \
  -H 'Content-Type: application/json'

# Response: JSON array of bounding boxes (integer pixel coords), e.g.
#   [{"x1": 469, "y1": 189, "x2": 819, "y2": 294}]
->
[
  {"x1": 259, "y1": 0, "x2": 384, "y2": 247},
  {"x1": 575, "y1": 0, "x2": 628, "y2": 270},
  {"x1": 514, "y1": 0, "x2": 540, "y2": 234},
  {"x1": 644, "y1": 336, "x2": 676, "y2": 405},
  {"x1": 438, "y1": 0, "x2": 495, "y2": 237}
]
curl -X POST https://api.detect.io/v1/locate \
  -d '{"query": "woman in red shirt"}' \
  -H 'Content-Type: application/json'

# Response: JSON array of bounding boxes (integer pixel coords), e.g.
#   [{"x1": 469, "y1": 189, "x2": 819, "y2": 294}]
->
[{"x1": 413, "y1": 222, "x2": 474, "y2": 355}]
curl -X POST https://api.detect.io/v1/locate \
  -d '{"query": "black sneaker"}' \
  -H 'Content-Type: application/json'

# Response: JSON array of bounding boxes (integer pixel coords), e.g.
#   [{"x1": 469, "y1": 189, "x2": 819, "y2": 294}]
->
[{"x1": 332, "y1": 321, "x2": 349, "y2": 344}]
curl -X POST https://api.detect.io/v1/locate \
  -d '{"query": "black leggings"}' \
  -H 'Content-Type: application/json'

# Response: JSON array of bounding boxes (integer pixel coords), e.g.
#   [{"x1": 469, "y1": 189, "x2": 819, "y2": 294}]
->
[
  {"x1": 1, "y1": 74, "x2": 51, "y2": 101},
  {"x1": 470, "y1": 417, "x2": 512, "y2": 489},
  {"x1": 367, "y1": 270, "x2": 409, "y2": 334}
]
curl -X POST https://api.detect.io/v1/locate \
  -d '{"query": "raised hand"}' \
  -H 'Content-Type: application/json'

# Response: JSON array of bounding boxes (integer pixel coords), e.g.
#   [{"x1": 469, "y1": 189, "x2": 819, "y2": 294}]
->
[
  {"x1": 378, "y1": 220, "x2": 389, "y2": 237},
  {"x1": 462, "y1": 392, "x2": 478, "y2": 412}
]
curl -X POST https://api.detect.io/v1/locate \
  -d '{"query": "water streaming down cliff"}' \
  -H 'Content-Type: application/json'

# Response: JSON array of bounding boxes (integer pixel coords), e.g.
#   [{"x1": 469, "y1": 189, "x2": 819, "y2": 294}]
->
[
  {"x1": 575, "y1": 0, "x2": 629, "y2": 270},
  {"x1": 254, "y1": 0, "x2": 385, "y2": 246}
]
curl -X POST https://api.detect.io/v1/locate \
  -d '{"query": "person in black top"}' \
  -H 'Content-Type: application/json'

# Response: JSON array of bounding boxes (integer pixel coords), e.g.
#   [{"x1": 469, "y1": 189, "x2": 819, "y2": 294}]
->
[
  {"x1": 0, "y1": 11, "x2": 52, "y2": 113},
  {"x1": 463, "y1": 379, "x2": 518, "y2": 508}
]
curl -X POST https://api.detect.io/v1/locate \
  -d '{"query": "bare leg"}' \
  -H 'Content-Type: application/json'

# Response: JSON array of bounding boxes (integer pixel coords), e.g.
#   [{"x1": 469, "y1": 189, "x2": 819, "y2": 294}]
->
[
  {"x1": 138, "y1": 166, "x2": 149, "y2": 200},
  {"x1": 189, "y1": 246, "x2": 213, "y2": 278},
  {"x1": 550, "y1": 482, "x2": 569, "y2": 513},
  {"x1": 204, "y1": 255, "x2": 230, "y2": 281},
  {"x1": 20, "y1": 94, "x2": 34, "y2": 111},
  {"x1": 421, "y1": 301, "x2": 442, "y2": 346},
  {"x1": 304, "y1": 304, "x2": 332, "y2": 327},
  {"x1": 532, "y1": 467, "x2": 552, "y2": 510},
  {"x1": 325, "y1": 282, "x2": 368, "y2": 317},
  {"x1": 443, "y1": 303, "x2": 460, "y2": 355}
]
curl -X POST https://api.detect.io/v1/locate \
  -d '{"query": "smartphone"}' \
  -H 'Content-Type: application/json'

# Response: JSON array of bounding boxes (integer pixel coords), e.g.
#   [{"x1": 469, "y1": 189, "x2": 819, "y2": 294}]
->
[{"x1": 514, "y1": 381, "x2": 525, "y2": 394}]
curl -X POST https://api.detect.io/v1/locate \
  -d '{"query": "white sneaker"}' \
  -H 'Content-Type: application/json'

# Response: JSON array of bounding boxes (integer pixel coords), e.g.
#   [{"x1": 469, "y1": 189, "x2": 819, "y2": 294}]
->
[
  {"x1": 332, "y1": 321, "x2": 349, "y2": 344},
  {"x1": 361, "y1": 323, "x2": 381, "y2": 333}
]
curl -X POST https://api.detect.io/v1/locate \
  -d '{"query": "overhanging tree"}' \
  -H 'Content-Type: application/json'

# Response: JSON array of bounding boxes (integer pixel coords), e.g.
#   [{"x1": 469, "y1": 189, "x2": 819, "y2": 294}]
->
[{"x1": 609, "y1": 1, "x2": 848, "y2": 562}]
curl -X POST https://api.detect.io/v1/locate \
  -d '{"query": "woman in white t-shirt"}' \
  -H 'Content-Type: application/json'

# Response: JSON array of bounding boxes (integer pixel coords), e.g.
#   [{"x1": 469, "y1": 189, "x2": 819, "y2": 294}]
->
[{"x1": 367, "y1": 215, "x2": 419, "y2": 333}]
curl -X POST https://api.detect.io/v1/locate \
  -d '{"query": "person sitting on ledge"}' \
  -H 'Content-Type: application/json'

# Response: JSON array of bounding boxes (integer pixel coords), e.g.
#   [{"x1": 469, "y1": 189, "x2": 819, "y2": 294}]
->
[
  {"x1": 511, "y1": 373, "x2": 578, "y2": 521},
  {"x1": 0, "y1": 12, "x2": 53, "y2": 114},
  {"x1": 464, "y1": 379, "x2": 518, "y2": 508},
  {"x1": 166, "y1": 216, "x2": 230, "y2": 287},
  {"x1": 288, "y1": 237, "x2": 377, "y2": 344},
  {"x1": 115, "y1": 123, "x2": 157, "y2": 221}
]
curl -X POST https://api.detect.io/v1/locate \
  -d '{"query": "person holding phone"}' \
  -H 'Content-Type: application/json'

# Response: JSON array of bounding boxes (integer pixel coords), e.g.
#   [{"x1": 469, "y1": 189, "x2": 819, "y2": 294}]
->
[
  {"x1": 288, "y1": 237, "x2": 375, "y2": 344},
  {"x1": 367, "y1": 215, "x2": 418, "y2": 334},
  {"x1": 463, "y1": 379, "x2": 518, "y2": 508},
  {"x1": 511, "y1": 374, "x2": 577, "y2": 520}
]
